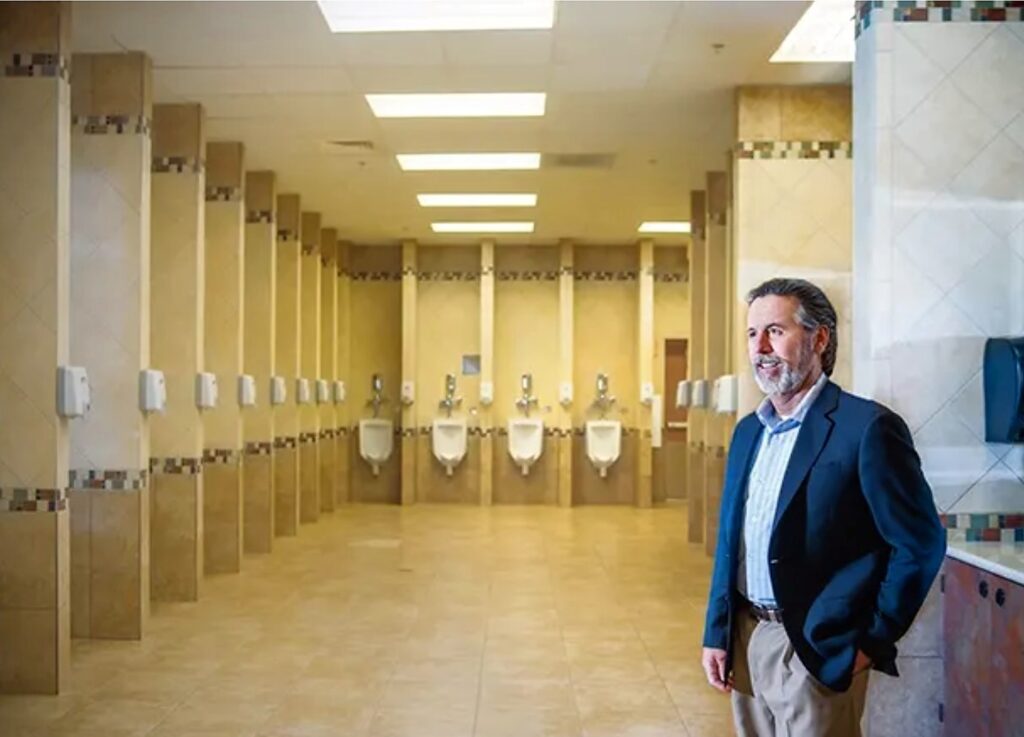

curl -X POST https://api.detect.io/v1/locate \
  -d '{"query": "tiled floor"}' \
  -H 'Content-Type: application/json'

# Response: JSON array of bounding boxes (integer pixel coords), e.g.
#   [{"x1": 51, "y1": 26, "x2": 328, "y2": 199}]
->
[{"x1": 0, "y1": 503, "x2": 733, "y2": 737}]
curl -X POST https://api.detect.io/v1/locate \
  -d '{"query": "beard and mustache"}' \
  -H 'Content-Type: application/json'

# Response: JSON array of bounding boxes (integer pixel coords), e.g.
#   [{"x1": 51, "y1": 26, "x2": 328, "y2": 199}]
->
[{"x1": 751, "y1": 333, "x2": 816, "y2": 397}]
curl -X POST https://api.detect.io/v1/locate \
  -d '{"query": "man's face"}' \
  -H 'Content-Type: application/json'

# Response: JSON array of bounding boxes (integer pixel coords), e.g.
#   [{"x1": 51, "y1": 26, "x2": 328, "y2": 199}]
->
[{"x1": 746, "y1": 295, "x2": 823, "y2": 396}]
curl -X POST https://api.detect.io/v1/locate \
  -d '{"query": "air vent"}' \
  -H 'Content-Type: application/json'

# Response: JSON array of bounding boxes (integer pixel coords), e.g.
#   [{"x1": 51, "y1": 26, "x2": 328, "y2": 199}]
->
[
  {"x1": 322, "y1": 140, "x2": 376, "y2": 154},
  {"x1": 543, "y1": 153, "x2": 616, "y2": 169}
]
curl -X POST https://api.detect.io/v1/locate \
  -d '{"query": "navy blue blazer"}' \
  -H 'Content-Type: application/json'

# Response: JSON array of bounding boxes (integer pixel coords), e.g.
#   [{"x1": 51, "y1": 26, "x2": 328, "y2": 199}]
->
[{"x1": 702, "y1": 380, "x2": 946, "y2": 693}]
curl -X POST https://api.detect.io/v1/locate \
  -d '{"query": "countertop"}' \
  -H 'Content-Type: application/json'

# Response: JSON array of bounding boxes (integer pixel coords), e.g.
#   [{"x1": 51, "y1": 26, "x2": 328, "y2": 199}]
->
[{"x1": 946, "y1": 534, "x2": 1024, "y2": 587}]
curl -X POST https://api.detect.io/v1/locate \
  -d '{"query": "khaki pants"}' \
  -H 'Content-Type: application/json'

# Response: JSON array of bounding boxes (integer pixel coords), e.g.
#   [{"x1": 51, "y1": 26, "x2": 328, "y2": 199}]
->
[{"x1": 730, "y1": 610, "x2": 868, "y2": 737}]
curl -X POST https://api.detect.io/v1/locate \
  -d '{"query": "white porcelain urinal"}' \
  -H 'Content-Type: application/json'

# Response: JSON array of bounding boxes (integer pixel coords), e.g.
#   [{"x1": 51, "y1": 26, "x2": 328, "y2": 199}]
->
[
  {"x1": 508, "y1": 418, "x2": 544, "y2": 476},
  {"x1": 585, "y1": 420, "x2": 622, "y2": 478},
  {"x1": 359, "y1": 419, "x2": 394, "y2": 477},
  {"x1": 432, "y1": 417, "x2": 468, "y2": 476}
]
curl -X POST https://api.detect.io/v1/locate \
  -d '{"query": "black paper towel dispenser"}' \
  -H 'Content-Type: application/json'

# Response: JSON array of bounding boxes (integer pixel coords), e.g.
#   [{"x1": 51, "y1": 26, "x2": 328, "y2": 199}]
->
[{"x1": 983, "y1": 337, "x2": 1024, "y2": 443}]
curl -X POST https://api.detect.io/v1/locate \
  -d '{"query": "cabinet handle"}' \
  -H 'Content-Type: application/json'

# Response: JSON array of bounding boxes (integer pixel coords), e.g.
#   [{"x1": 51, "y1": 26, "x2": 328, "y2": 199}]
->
[
  {"x1": 995, "y1": 588, "x2": 1006, "y2": 607},
  {"x1": 979, "y1": 580, "x2": 989, "y2": 598}
]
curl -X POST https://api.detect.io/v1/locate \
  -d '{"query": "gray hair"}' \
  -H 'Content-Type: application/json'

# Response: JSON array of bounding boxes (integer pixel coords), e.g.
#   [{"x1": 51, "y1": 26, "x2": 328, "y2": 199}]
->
[{"x1": 745, "y1": 278, "x2": 838, "y2": 376}]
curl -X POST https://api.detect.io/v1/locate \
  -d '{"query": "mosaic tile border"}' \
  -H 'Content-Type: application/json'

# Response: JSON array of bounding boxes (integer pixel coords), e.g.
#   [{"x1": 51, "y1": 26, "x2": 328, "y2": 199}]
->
[
  {"x1": 276, "y1": 229, "x2": 299, "y2": 241},
  {"x1": 69, "y1": 469, "x2": 147, "y2": 491},
  {"x1": 481, "y1": 265, "x2": 496, "y2": 276},
  {"x1": 948, "y1": 527, "x2": 1024, "y2": 542},
  {"x1": 245, "y1": 441, "x2": 274, "y2": 456},
  {"x1": 274, "y1": 436, "x2": 299, "y2": 450},
  {"x1": 150, "y1": 457, "x2": 203, "y2": 475},
  {"x1": 653, "y1": 272, "x2": 688, "y2": 283},
  {"x1": 206, "y1": 186, "x2": 242, "y2": 203},
  {"x1": 416, "y1": 271, "x2": 481, "y2": 282},
  {"x1": 72, "y1": 114, "x2": 150, "y2": 136},
  {"x1": 299, "y1": 432, "x2": 319, "y2": 444},
  {"x1": 246, "y1": 210, "x2": 274, "y2": 224},
  {"x1": 351, "y1": 271, "x2": 403, "y2": 281},
  {"x1": 301, "y1": 244, "x2": 317, "y2": 256},
  {"x1": 152, "y1": 156, "x2": 204, "y2": 174},
  {"x1": 573, "y1": 271, "x2": 639, "y2": 282},
  {"x1": 4, "y1": 52, "x2": 68, "y2": 80},
  {"x1": 320, "y1": 255, "x2": 335, "y2": 268},
  {"x1": 203, "y1": 448, "x2": 241, "y2": 465},
  {"x1": 0, "y1": 487, "x2": 68, "y2": 512},
  {"x1": 335, "y1": 427, "x2": 350, "y2": 437},
  {"x1": 857, "y1": 1, "x2": 1024, "y2": 37},
  {"x1": 496, "y1": 270, "x2": 561, "y2": 281},
  {"x1": 735, "y1": 141, "x2": 852, "y2": 160}
]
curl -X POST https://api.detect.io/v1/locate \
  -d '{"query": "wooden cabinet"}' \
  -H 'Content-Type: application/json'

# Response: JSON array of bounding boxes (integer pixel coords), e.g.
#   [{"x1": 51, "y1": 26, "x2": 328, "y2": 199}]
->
[{"x1": 943, "y1": 557, "x2": 1024, "y2": 737}]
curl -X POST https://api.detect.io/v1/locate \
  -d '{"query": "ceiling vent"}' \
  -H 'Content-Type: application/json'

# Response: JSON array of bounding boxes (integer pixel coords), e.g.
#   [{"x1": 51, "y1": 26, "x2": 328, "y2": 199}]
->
[
  {"x1": 322, "y1": 139, "x2": 376, "y2": 154},
  {"x1": 543, "y1": 152, "x2": 617, "y2": 169}
]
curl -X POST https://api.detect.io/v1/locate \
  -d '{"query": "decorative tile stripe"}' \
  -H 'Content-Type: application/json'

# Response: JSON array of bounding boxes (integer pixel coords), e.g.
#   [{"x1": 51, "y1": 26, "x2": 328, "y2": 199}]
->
[
  {"x1": 416, "y1": 271, "x2": 481, "y2": 281},
  {"x1": 496, "y1": 270, "x2": 561, "y2": 281},
  {"x1": 276, "y1": 229, "x2": 299, "y2": 241},
  {"x1": 399, "y1": 428, "x2": 418, "y2": 438},
  {"x1": 653, "y1": 272, "x2": 688, "y2": 283},
  {"x1": 573, "y1": 271, "x2": 639, "y2": 282},
  {"x1": 941, "y1": 512, "x2": 1024, "y2": 543},
  {"x1": 339, "y1": 268, "x2": 352, "y2": 278},
  {"x1": 203, "y1": 448, "x2": 241, "y2": 465},
  {"x1": 301, "y1": 244, "x2": 317, "y2": 256},
  {"x1": 468, "y1": 426, "x2": 491, "y2": 437},
  {"x1": 205, "y1": 186, "x2": 242, "y2": 203},
  {"x1": 321, "y1": 255, "x2": 334, "y2": 268},
  {"x1": 72, "y1": 114, "x2": 150, "y2": 135},
  {"x1": 320, "y1": 428, "x2": 336, "y2": 440},
  {"x1": 245, "y1": 441, "x2": 274, "y2": 456},
  {"x1": 481, "y1": 265, "x2": 495, "y2": 276},
  {"x1": 4, "y1": 52, "x2": 69, "y2": 80},
  {"x1": 299, "y1": 432, "x2": 319, "y2": 444},
  {"x1": 152, "y1": 156, "x2": 204, "y2": 174},
  {"x1": 246, "y1": 210, "x2": 273, "y2": 224},
  {"x1": 948, "y1": 527, "x2": 1024, "y2": 543},
  {"x1": 0, "y1": 487, "x2": 67, "y2": 512},
  {"x1": 560, "y1": 266, "x2": 574, "y2": 276},
  {"x1": 150, "y1": 457, "x2": 203, "y2": 475},
  {"x1": 856, "y1": 1, "x2": 1024, "y2": 36},
  {"x1": 351, "y1": 271, "x2": 402, "y2": 281},
  {"x1": 274, "y1": 436, "x2": 298, "y2": 450},
  {"x1": 735, "y1": 141, "x2": 852, "y2": 160},
  {"x1": 69, "y1": 469, "x2": 147, "y2": 490},
  {"x1": 335, "y1": 427, "x2": 350, "y2": 437},
  {"x1": 569, "y1": 426, "x2": 639, "y2": 436}
]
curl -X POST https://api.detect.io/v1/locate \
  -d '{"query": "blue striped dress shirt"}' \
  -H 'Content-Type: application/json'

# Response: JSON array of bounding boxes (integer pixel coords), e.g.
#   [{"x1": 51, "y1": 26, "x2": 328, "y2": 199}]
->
[{"x1": 737, "y1": 373, "x2": 828, "y2": 607}]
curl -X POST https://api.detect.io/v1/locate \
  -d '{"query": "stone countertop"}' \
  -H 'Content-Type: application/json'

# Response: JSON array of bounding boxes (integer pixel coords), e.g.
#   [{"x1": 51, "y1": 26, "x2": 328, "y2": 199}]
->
[{"x1": 946, "y1": 535, "x2": 1024, "y2": 587}]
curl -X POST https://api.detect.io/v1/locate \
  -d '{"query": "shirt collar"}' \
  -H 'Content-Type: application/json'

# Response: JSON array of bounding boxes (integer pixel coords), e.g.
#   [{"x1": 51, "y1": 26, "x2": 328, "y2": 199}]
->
[{"x1": 755, "y1": 372, "x2": 828, "y2": 434}]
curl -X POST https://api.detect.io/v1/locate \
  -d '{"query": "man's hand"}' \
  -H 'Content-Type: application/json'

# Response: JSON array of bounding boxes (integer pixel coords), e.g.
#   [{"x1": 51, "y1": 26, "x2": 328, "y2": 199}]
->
[
  {"x1": 702, "y1": 647, "x2": 732, "y2": 693},
  {"x1": 853, "y1": 649, "x2": 872, "y2": 675}
]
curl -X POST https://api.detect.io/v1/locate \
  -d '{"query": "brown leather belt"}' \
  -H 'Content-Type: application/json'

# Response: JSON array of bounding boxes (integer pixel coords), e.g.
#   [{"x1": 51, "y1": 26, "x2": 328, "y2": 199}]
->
[{"x1": 747, "y1": 601, "x2": 784, "y2": 624}]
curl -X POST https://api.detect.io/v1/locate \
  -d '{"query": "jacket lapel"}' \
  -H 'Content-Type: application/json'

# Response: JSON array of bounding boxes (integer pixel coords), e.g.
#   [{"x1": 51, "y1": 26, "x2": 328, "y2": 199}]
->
[{"x1": 770, "y1": 381, "x2": 839, "y2": 534}]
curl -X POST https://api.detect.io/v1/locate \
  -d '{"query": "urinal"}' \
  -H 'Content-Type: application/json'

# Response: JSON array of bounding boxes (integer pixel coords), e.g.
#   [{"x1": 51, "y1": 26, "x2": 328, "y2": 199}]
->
[
  {"x1": 359, "y1": 419, "x2": 394, "y2": 476},
  {"x1": 585, "y1": 420, "x2": 622, "y2": 478},
  {"x1": 508, "y1": 418, "x2": 544, "y2": 476},
  {"x1": 432, "y1": 417, "x2": 468, "y2": 477}
]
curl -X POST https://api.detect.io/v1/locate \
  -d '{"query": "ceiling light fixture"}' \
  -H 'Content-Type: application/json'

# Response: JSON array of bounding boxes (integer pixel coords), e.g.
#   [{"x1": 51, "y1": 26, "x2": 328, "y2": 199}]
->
[
  {"x1": 638, "y1": 221, "x2": 691, "y2": 234},
  {"x1": 770, "y1": 0, "x2": 855, "y2": 63},
  {"x1": 397, "y1": 153, "x2": 541, "y2": 171},
  {"x1": 431, "y1": 222, "x2": 535, "y2": 233},
  {"x1": 316, "y1": 0, "x2": 556, "y2": 33},
  {"x1": 367, "y1": 93, "x2": 545, "y2": 118},
  {"x1": 418, "y1": 194, "x2": 537, "y2": 208}
]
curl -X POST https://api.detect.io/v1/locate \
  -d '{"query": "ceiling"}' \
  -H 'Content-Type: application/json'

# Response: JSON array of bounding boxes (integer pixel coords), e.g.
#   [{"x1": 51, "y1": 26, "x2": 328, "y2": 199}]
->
[{"x1": 71, "y1": 1, "x2": 849, "y2": 246}]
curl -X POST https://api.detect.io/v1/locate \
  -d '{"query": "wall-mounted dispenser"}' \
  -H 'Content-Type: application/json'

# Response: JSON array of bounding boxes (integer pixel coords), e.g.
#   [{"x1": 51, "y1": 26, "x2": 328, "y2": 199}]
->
[
  {"x1": 334, "y1": 380, "x2": 346, "y2": 403},
  {"x1": 401, "y1": 380, "x2": 415, "y2": 406},
  {"x1": 692, "y1": 379, "x2": 708, "y2": 409},
  {"x1": 195, "y1": 372, "x2": 218, "y2": 409},
  {"x1": 296, "y1": 378, "x2": 311, "y2": 405},
  {"x1": 57, "y1": 366, "x2": 91, "y2": 418},
  {"x1": 316, "y1": 379, "x2": 330, "y2": 404},
  {"x1": 139, "y1": 369, "x2": 166, "y2": 413},
  {"x1": 675, "y1": 380, "x2": 691, "y2": 409},
  {"x1": 651, "y1": 394, "x2": 663, "y2": 449},
  {"x1": 640, "y1": 381, "x2": 655, "y2": 405},
  {"x1": 714, "y1": 375, "x2": 739, "y2": 414},
  {"x1": 238, "y1": 374, "x2": 257, "y2": 407},
  {"x1": 983, "y1": 336, "x2": 1024, "y2": 443},
  {"x1": 479, "y1": 380, "x2": 494, "y2": 406},
  {"x1": 559, "y1": 381, "x2": 573, "y2": 407},
  {"x1": 270, "y1": 376, "x2": 287, "y2": 405}
]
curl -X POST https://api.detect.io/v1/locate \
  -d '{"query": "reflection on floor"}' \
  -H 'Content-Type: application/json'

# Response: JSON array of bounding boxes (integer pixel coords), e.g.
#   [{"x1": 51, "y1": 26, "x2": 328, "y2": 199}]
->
[{"x1": 0, "y1": 503, "x2": 733, "y2": 737}]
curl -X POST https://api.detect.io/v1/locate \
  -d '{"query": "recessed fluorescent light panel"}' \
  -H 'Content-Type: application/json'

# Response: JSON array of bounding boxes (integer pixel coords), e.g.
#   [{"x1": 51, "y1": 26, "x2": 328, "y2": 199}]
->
[
  {"x1": 770, "y1": 0, "x2": 855, "y2": 63},
  {"x1": 397, "y1": 153, "x2": 541, "y2": 171},
  {"x1": 367, "y1": 93, "x2": 545, "y2": 118},
  {"x1": 316, "y1": 0, "x2": 556, "y2": 33},
  {"x1": 418, "y1": 194, "x2": 537, "y2": 208},
  {"x1": 638, "y1": 221, "x2": 691, "y2": 234},
  {"x1": 431, "y1": 222, "x2": 535, "y2": 233}
]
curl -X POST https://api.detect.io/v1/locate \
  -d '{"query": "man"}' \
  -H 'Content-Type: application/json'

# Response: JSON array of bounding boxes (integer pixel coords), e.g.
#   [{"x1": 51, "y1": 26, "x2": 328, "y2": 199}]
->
[{"x1": 701, "y1": 278, "x2": 945, "y2": 737}]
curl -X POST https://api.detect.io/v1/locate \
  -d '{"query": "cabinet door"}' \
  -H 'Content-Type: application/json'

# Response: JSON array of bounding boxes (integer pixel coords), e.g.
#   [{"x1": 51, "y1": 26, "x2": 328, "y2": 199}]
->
[
  {"x1": 989, "y1": 572, "x2": 1024, "y2": 737},
  {"x1": 944, "y1": 559, "x2": 992, "y2": 737}
]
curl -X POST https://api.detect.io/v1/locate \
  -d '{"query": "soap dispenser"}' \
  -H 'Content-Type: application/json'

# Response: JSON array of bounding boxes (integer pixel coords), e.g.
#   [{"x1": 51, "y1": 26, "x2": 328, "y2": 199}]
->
[{"x1": 983, "y1": 337, "x2": 1024, "y2": 442}]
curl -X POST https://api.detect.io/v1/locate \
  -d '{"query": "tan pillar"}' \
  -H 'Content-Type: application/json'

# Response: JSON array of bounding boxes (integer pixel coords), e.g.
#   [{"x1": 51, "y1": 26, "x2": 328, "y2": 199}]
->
[
  {"x1": 274, "y1": 194, "x2": 301, "y2": 536},
  {"x1": 687, "y1": 191, "x2": 707, "y2": 544},
  {"x1": 704, "y1": 171, "x2": 729, "y2": 557},
  {"x1": 319, "y1": 228, "x2": 337, "y2": 513},
  {"x1": 400, "y1": 240, "x2": 417, "y2": 505},
  {"x1": 556, "y1": 241, "x2": 574, "y2": 507},
  {"x1": 202, "y1": 141, "x2": 244, "y2": 574},
  {"x1": 0, "y1": 1, "x2": 72, "y2": 694},
  {"x1": 242, "y1": 172, "x2": 276, "y2": 553},
  {"x1": 299, "y1": 212, "x2": 321, "y2": 523},
  {"x1": 335, "y1": 243, "x2": 351, "y2": 505},
  {"x1": 479, "y1": 241, "x2": 495, "y2": 506},
  {"x1": 150, "y1": 103, "x2": 205, "y2": 602},
  {"x1": 68, "y1": 51, "x2": 152, "y2": 639},
  {"x1": 637, "y1": 239, "x2": 655, "y2": 508}
]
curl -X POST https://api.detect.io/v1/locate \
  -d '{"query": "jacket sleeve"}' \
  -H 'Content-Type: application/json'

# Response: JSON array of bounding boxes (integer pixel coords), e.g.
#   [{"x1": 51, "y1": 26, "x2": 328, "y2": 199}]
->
[{"x1": 857, "y1": 409, "x2": 946, "y2": 671}]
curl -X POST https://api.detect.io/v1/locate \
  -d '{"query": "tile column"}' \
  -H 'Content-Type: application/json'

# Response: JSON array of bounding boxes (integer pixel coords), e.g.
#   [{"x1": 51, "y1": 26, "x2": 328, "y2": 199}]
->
[
  {"x1": 400, "y1": 240, "x2": 417, "y2": 506},
  {"x1": 149, "y1": 103, "x2": 205, "y2": 602},
  {"x1": 704, "y1": 171, "x2": 729, "y2": 557},
  {"x1": 556, "y1": 241, "x2": 574, "y2": 507},
  {"x1": 274, "y1": 194, "x2": 301, "y2": 536},
  {"x1": 335, "y1": 242, "x2": 351, "y2": 505},
  {"x1": 636, "y1": 239, "x2": 655, "y2": 508},
  {"x1": 686, "y1": 191, "x2": 707, "y2": 544},
  {"x1": 299, "y1": 212, "x2": 321, "y2": 524},
  {"x1": 68, "y1": 51, "x2": 151, "y2": 639},
  {"x1": 0, "y1": 1, "x2": 72, "y2": 694},
  {"x1": 202, "y1": 141, "x2": 244, "y2": 574},
  {"x1": 242, "y1": 171, "x2": 276, "y2": 553},
  {"x1": 479, "y1": 241, "x2": 495, "y2": 506},
  {"x1": 318, "y1": 228, "x2": 337, "y2": 513}
]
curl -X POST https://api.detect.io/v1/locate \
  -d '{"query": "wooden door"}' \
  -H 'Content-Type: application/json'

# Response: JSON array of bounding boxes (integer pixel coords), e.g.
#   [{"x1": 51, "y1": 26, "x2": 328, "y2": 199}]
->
[
  {"x1": 943, "y1": 559, "x2": 992, "y2": 736},
  {"x1": 989, "y1": 571, "x2": 1024, "y2": 737},
  {"x1": 664, "y1": 339, "x2": 688, "y2": 441}
]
